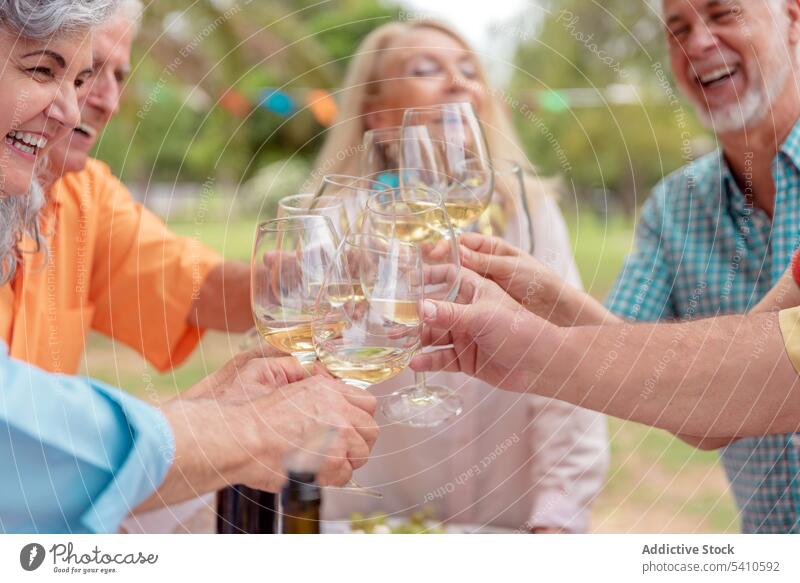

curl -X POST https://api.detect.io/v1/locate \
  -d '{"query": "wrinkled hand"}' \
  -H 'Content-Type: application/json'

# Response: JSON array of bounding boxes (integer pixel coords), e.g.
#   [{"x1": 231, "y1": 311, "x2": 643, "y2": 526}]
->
[
  {"x1": 239, "y1": 376, "x2": 379, "y2": 490},
  {"x1": 177, "y1": 350, "x2": 376, "y2": 492},
  {"x1": 182, "y1": 345, "x2": 309, "y2": 402},
  {"x1": 411, "y1": 266, "x2": 559, "y2": 393}
]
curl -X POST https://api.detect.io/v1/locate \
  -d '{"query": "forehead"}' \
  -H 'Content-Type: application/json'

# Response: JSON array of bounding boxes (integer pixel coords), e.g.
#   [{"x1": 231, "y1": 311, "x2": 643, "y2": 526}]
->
[
  {"x1": 662, "y1": 0, "x2": 740, "y2": 18},
  {"x1": 383, "y1": 28, "x2": 471, "y2": 60},
  {"x1": 0, "y1": 27, "x2": 91, "y2": 57},
  {"x1": 92, "y1": 16, "x2": 133, "y2": 64}
]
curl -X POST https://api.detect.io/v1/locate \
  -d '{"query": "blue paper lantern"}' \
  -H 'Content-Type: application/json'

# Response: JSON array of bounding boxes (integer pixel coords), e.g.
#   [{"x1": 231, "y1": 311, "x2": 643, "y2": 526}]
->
[{"x1": 260, "y1": 89, "x2": 295, "y2": 116}]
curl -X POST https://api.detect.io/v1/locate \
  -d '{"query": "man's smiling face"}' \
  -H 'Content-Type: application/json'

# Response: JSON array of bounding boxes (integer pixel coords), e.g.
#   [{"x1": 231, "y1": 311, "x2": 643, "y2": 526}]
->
[
  {"x1": 663, "y1": 0, "x2": 796, "y2": 133},
  {"x1": 49, "y1": 15, "x2": 133, "y2": 176}
]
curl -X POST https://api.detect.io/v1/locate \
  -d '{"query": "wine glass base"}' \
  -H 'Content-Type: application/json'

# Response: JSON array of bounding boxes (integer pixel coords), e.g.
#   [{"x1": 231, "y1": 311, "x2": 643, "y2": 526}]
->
[
  {"x1": 343, "y1": 379, "x2": 372, "y2": 391},
  {"x1": 381, "y1": 385, "x2": 463, "y2": 428},
  {"x1": 292, "y1": 352, "x2": 318, "y2": 372},
  {"x1": 329, "y1": 479, "x2": 383, "y2": 499}
]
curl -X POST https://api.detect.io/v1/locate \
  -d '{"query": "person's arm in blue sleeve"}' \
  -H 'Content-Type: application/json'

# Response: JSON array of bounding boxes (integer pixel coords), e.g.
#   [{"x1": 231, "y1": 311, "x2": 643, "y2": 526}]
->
[
  {"x1": 0, "y1": 347, "x2": 380, "y2": 534},
  {"x1": 0, "y1": 350, "x2": 173, "y2": 533}
]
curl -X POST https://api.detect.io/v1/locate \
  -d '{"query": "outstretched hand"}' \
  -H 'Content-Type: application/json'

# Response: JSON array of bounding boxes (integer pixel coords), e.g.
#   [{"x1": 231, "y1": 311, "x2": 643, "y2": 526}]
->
[
  {"x1": 459, "y1": 232, "x2": 615, "y2": 326},
  {"x1": 411, "y1": 266, "x2": 561, "y2": 394}
]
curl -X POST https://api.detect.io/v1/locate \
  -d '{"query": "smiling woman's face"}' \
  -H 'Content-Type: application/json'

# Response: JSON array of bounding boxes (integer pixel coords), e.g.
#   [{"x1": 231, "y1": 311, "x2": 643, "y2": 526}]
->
[
  {"x1": 0, "y1": 27, "x2": 93, "y2": 197},
  {"x1": 364, "y1": 27, "x2": 486, "y2": 130}
]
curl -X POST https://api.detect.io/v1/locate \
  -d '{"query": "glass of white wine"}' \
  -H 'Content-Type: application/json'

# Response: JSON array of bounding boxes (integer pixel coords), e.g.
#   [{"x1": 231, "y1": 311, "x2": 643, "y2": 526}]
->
[
  {"x1": 251, "y1": 215, "x2": 338, "y2": 366},
  {"x1": 313, "y1": 233, "x2": 423, "y2": 390},
  {"x1": 277, "y1": 193, "x2": 349, "y2": 243},
  {"x1": 401, "y1": 102, "x2": 494, "y2": 233},
  {"x1": 361, "y1": 186, "x2": 464, "y2": 427},
  {"x1": 361, "y1": 125, "x2": 444, "y2": 191},
  {"x1": 314, "y1": 174, "x2": 387, "y2": 232}
]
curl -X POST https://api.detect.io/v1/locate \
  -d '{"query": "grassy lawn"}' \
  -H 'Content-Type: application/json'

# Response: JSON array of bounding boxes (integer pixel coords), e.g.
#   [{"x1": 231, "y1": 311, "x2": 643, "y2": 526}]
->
[{"x1": 80, "y1": 211, "x2": 739, "y2": 533}]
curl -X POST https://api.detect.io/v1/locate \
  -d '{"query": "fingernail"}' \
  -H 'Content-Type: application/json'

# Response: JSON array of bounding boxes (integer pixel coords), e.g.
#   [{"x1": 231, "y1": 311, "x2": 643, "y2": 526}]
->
[{"x1": 423, "y1": 300, "x2": 437, "y2": 320}]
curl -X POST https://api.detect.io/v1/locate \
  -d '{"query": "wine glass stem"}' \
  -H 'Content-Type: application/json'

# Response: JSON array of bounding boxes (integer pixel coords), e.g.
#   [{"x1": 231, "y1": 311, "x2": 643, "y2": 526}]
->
[{"x1": 414, "y1": 371, "x2": 429, "y2": 397}]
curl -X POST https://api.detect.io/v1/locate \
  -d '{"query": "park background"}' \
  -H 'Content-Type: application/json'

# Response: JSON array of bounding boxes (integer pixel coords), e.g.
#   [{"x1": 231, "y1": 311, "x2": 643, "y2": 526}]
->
[{"x1": 80, "y1": 0, "x2": 738, "y2": 532}]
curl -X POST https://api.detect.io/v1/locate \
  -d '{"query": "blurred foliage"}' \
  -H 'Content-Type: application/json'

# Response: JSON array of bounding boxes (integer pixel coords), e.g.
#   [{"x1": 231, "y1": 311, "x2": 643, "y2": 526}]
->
[
  {"x1": 507, "y1": 0, "x2": 712, "y2": 213},
  {"x1": 97, "y1": 0, "x2": 399, "y2": 186},
  {"x1": 95, "y1": 0, "x2": 714, "y2": 215}
]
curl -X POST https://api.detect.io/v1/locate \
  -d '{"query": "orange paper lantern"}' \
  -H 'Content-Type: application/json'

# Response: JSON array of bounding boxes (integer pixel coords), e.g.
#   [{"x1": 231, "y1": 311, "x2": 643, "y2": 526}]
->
[{"x1": 306, "y1": 89, "x2": 338, "y2": 127}]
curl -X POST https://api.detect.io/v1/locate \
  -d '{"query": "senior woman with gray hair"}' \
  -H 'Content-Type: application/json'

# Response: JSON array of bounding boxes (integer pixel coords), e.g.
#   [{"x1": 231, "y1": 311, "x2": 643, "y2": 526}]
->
[{"x1": 0, "y1": 0, "x2": 378, "y2": 533}]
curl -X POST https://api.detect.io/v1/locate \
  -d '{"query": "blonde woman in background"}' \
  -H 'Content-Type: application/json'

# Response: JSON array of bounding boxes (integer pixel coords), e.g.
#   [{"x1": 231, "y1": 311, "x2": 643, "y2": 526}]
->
[{"x1": 315, "y1": 20, "x2": 608, "y2": 533}]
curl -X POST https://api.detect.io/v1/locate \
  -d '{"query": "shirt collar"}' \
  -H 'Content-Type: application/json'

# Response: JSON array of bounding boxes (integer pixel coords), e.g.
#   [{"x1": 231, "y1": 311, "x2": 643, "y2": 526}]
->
[
  {"x1": 717, "y1": 116, "x2": 800, "y2": 215},
  {"x1": 778, "y1": 115, "x2": 800, "y2": 172}
]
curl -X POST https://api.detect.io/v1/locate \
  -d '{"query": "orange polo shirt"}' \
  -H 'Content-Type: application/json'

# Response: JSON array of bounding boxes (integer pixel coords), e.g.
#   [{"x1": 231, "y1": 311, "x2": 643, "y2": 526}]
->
[{"x1": 0, "y1": 159, "x2": 223, "y2": 374}]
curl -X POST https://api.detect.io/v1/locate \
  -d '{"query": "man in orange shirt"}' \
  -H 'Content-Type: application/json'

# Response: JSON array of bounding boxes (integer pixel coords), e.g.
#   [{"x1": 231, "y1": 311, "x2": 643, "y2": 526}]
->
[{"x1": 0, "y1": 0, "x2": 252, "y2": 376}]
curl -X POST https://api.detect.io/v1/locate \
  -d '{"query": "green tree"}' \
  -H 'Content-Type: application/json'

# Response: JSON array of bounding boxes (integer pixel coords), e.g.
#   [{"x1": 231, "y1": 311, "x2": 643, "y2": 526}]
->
[
  {"x1": 506, "y1": 0, "x2": 710, "y2": 214},
  {"x1": 97, "y1": 0, "x2": 399, "y2": 187}
]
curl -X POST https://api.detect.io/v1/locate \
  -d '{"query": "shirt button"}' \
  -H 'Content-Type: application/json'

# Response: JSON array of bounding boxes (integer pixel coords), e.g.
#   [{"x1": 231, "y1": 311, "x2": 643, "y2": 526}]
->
[{"x1": 793, "y1": 435, "x2": 800, "y2": 449}]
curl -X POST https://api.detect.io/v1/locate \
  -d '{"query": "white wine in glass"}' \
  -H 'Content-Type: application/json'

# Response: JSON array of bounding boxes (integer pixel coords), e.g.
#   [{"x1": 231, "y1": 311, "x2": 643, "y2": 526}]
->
[
  {"x1": 401, "y1": 102, "x2": 494, "y2": 233},
  {"x1": 251, "y1": 215, "x2": 338, "y2": 366},
  {"x1": 313, "y1": 234, "x2": 423, "y2": 391}
]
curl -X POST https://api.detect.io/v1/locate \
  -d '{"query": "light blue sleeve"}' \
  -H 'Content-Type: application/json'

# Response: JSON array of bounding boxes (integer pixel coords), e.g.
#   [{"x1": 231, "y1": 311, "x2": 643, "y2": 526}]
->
[{"x1": 0, "y1": 346, "x2": 174, "y2": 533}]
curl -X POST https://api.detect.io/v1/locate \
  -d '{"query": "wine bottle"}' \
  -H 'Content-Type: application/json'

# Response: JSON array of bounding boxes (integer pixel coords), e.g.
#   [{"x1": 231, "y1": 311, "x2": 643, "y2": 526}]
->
[
  {"x1": 280, "y1": 471, "x2": 321, "y2": 534},
  {"x1": 216, "y1": 486, "x2": 277, "y2": 534}
]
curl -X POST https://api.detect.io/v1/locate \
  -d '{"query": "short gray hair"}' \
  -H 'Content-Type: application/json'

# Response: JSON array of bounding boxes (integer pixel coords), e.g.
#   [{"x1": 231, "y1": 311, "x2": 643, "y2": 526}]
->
[
  {"x1": 0, "y1": 0, "x2": 120, "y2": 38},
  {"x1": 117, "y1": 0, "x2": 143, "y2": 36}
]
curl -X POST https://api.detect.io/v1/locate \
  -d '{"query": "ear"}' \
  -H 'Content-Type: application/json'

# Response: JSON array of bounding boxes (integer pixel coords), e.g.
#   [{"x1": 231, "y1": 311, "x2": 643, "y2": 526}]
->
[{"x1": 787, "y1": 0, "x2": 800, "y2": 45}]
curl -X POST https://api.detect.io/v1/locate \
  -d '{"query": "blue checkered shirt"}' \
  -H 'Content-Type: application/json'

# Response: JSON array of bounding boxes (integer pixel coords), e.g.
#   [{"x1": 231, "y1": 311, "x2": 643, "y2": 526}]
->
[{"x1": 606, "y1": 122, "x2": 800, "y2": 534}]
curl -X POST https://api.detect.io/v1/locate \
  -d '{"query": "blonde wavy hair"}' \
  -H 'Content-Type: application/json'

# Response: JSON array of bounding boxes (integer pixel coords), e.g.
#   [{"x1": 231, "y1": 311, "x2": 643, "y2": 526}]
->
[{"x1": 312, "y1": 19, "x2": 556, "y2": 222}]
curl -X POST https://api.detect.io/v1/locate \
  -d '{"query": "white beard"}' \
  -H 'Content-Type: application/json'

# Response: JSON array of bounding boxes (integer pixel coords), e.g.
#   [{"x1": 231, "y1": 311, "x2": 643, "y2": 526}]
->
[
  {"x1": 695, "y1": 60, "x2": 790, "y2": 134},
  {"x1": 0, "y1": 179, "x2": 46, "y2": 285}
]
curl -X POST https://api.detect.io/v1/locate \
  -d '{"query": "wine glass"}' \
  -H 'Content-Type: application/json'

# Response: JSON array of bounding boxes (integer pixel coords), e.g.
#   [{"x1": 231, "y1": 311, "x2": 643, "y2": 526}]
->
[
  {"x1": 401, "y1": 102, "x2": 494, "y2": 233},
  {"x1": 313, "y1": 233, "x2": 423, "y2": 390},
  {"x1": 361, "y1": 186, "x2": 463, "y2": 427},
  {"x1": 312, "y1": 233, "x2": 423, "y2": 498},
  {"x1": 251, "y1": 215, "x2": 338, "y2": 367},
  {"x1": 490, "y1": 159, "x2": 534, "y2": 254},
  {"x1": 277, "y1": 193, "x2": 349, "y2": 242},
  {"x1": 361, "y1": 125, "x2": 444, "y2": 191},
  {"x1": 314, "y1": 174, "x2": 386, "y2": 232}
]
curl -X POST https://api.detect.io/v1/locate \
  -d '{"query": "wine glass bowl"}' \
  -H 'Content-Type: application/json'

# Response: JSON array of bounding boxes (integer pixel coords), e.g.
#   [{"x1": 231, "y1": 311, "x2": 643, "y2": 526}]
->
[
  {"x1": 401, "y1": 102, "x2": 494, "y2": 234},
  {"x1": 277, "y1": 193, "x2": 349, "y2": 242},
  {"x1": 361, "y1": 125, "x2": 444, "y2": 191},
  {"x1": 315, "y1": 174, "x2": 387, "y2": 233},
  {"x1": 489, "y1": 159, "x2": 534, "y2": 254},
  {"x1": 312, "y1": 234, "x2": 423, "y2": 390},
  {"x1": 251, "y1": 215, "x2": 339, "y2": 366},
  {"x1": 363, "y1": 186, "x2": 460, "y2": 301}
]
